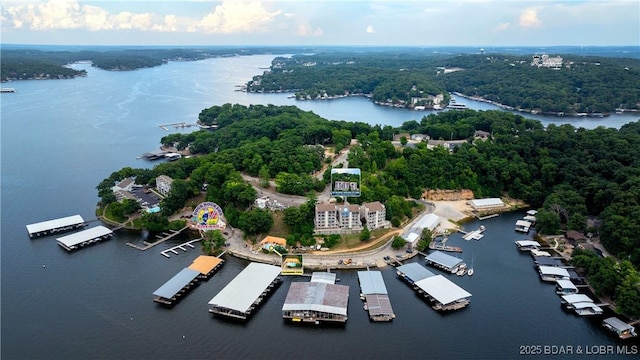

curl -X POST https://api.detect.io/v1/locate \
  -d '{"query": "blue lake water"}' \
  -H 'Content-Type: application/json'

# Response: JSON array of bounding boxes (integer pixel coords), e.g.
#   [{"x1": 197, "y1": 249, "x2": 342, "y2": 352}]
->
[{"x1": 1, "y1": 55, "x2": 638, "y2": 360}]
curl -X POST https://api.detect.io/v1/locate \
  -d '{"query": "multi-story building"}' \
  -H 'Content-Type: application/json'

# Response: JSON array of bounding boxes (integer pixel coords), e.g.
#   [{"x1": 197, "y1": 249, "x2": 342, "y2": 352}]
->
[
  {"x1": 155, "y1": 175, "x2": 173, "y2": 196},
  {"x1": 314, "y1": 201, "x2": 390, "y2": 234}
]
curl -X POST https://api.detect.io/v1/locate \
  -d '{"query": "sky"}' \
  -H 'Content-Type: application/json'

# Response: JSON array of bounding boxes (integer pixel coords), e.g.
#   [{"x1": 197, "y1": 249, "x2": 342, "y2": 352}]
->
[{"x1": 1, "y1": 0, "x2": 639, "y2": 47}]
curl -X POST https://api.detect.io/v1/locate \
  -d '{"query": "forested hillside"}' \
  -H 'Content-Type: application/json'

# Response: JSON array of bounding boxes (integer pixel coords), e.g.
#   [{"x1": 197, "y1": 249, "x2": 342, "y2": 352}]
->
[{"x1": 246, "y1": 52, "x2": 640, "y2": 114}]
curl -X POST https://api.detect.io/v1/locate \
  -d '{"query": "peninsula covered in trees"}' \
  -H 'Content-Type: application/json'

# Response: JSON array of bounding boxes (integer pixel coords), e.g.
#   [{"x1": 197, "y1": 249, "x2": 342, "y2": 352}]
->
[
  {"x1": 97, "y1": 104, "x2": 640, "y2": 316},
  {"x1": 246, "y1": 50, "x2": 640, "y2": 115}
]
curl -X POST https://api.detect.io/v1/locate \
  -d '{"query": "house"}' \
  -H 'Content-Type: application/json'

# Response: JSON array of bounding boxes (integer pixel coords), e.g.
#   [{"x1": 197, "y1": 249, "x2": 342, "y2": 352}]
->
[
  {"x1": 111, "y1": 177, "x2": 135, "y2": 192},
  {"x1": 474, "y1": 130, "x2": 491, "y2": 139},
  {"x1": 260, "y1": 236, "x2": 287, "y2": 251},
  {"x1": 156, "y1": 175, "x2": 174, "y2": 196}
]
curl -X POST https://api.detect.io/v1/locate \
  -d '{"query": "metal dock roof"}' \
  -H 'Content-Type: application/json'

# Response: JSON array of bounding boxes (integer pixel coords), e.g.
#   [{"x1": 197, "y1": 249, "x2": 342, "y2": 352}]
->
[
  {"x1": 414, "y1": 274, "x2": 472, "y2": 305},
  {"x1": 188, "y1": 256, "x2": 223, "y2": 275},
  {"x1": 26, "y1": 215, "x2": 85, "y2": 235},
  {"x1": 561, "y1": 294, "x2": 595, "y2": 304},
  {"x1": 603, "y1": 317, "x2": 635, "y2": 332},
  {"x1": 555, "y1": 279, "x2": 578, "y2": 291},
  {"x1": 208, "y1": 263, "x2": 281, "y2": 313},
  {"x1": 153, "y1": 268, "x2": 200, "y2": 299},
  {"x1": 357, "y1": 270, "x2": 388, "y2": 295},
  {"x1": 425, "y1": 251, "x2": 464, "y2": 270},
  {"x1": 311, "y1": 272, "x2": 337, "y2": 284},
  {"x1": 396, "y1": 263, "x2": 435, "y2": 283},
  {"x1": 539, "y1": 266, "x2": 570, "y2": 277},
  {"x1": 56, "y1": 225, "x2": 112, "y2": 249},
  {"x1": 282, "y1": 281, "x2": 349, "y2": 316},
  {"x1": 534, "y1": 256, "x2": 565, "y2": 267},
  {"x1": 364, "y1": 294, "x2": 394, "y2": 318}
]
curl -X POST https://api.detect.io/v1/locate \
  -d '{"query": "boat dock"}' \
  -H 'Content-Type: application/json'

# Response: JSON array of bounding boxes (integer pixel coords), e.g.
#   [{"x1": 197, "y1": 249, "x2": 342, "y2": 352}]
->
[
  {"x1": 357, "y1": 270, "x2": 395, "y2": 321},
  {"x1": 208, "y1": 263, "x2": 281, "y2": 320},
  {"x1": 425, "y1": 250, "x2": 465, "y2": 273},
  {"x1": 428, "y1": 236, "x2": 463, "y2": 253},
  {"x1": 462, "y1": 226, "x2": 485, "y2": 241},
  {"x1": 26, "y1": 214, "x2": 87, "y2": 238},
  {"x1": 160, "y1": 238, "x2": 202, "y2": 258},
  {"x1": 125, "y1": 226, "x2": 189, "y2": 251},
  {"x1": 396, "y1": 262, "x2": 471, "y2": 311},
  {"x1": 153, "y1": 255, "x2": 224, "y2": 306},
  {"x1": 159, "y1": 122, "x2": 195, "y2": 131},
  {"x1": 282, "y1": 272, "x2": 349, "y2": 324},
  {"x1": 56, "y1": 225, "x2": 113, "y2": 251}
]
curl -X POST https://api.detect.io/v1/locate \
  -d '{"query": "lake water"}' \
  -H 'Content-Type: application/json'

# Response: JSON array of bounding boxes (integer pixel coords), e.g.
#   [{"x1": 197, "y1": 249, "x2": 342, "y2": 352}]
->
[{"x1": 1, "y1": 55, "x2": 638, "y2": 360}]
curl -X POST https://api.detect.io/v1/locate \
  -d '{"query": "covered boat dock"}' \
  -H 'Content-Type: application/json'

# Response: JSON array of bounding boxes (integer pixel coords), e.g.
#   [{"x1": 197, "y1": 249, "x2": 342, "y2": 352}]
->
[
  {"x1": 396, "y1": 262, "x2": 471, "y2": 312},
  {"x1": 425, "y1": 250, "x2": 464, "y2": 273},
  {"x1": 208, "y1": 263, "x2": 281, "y2": 320},
  {"x1": 515, "y1": 240, "x2": 541, "y2": 251},
  {"x1": 555, "y1": 279, "x2": 578, "y2": 295},
  {"x1": 153, "y1": 255, "x2": 224, "y2": 305},
  {"x1": 602, "y1": 317, "x2": 637, "y2": 339},
  {"x1": 358, "y1": 270, "x2": 395, "y2": 321},
  {"x1": 56, "y1": 225, "x2": 113, "y2": 251},
  {"x1": 561, "y1": 294, "x2": 604, "y2": 316},
  {"x1": 415, "y1": 274, "x2": 472, "y2": 311},
  {"x1": 282, "y1": 273, "x2": 349, "y2": 324},
  {"x1": 27, "y1": 215, "x2": 86, "y2": 238},
  {"x1": 538, "y1": 266, "x2": 570, "y2": 282}
]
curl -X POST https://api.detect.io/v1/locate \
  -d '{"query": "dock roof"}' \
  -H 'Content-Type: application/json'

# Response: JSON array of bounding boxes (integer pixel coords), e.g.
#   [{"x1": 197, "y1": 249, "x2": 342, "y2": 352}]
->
[
  {"x1": 534, "y1": 256, "x2": 564, "y2": 267},
  {"x1": 515, "y1": 240, "x2": 540, "y2": 247},
  {"x1": 282, "y1": 282, "x2": 349, "y2": 316},
  {"x1": 539, "y1": 266, "x2": 570, "y2": 277},
  {"x1": 208, "y1": 263, "x2": 281, "y2": 313},
  {"x1": 469, "y1": 198, "x2": 504, "y2": 208},
  {"x1": 188, "y1": 256, "x2": 223, "y2": 275},
  {"x1": 357, "y1": 271, "x2": 388, "y2": 295},
  {"x1": 311, "y1": 272, "x2": 337, "y2": 284},
  {"x1": 396, "y1": 263, "x2": 435, "y2": 283},
  {"x1": 56, "y1": 225, "x2": 112, "y2": 248},
  {"x1": 364, "y1": 294, "x2": 394, "y2": 317},
  {"x1": 555, "y1": 279, "x2": 578, "y2": 291},
  {"x1": 425, "y1": 251, "x2": 464, "y2": 270},
  {"x1": 603, "y1": 317, "x2": 635, "y2": 332},
  {"x1": 515, "y1": 220, "x2": 533, "y2": 227},
  {"x1": 153, "y1": 268, "x2": 200, "y2": 299},
  {"x1": 26, "y1": 215, "x2": 85, "y2": 235},
  {"x1": 415, "y1": 274, "x2": 472, "y2": 305},
  {"x1": 561, "y1": 294, "x2": 595, "y2": 304}
]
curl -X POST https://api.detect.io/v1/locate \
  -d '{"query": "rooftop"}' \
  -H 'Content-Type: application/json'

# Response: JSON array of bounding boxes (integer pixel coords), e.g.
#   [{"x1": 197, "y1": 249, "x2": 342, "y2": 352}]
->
[{"x1": 208, "y1": 263, "x2": 281, "y2": 313}]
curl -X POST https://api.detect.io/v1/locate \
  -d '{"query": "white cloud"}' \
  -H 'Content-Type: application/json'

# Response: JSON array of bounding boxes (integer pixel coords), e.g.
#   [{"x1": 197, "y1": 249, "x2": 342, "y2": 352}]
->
[
  {"x1": 495, "y1": 22, "x2": 510, "y2": 31},
  {"x1": 519, "y1": 8, "x2": 541, "y2": 28},
  {"x1": 192, "y1": 0, "x2": 282, "y2": 33},
  {"x1": 366, "y1": 25, "x2": 375, "y2": 33},
  {"x1": 296, "y1": 22, "x2": 323, "y2": 37}
]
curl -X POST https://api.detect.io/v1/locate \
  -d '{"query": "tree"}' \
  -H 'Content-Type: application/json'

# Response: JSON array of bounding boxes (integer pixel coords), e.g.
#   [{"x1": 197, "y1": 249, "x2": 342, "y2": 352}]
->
[
  {"x1": 237, "y1": 208, "x2": 274, "y2": 236},
  {"x1": 400, "y1": 136, "x2": 408, "y2": 146},
  {"x1": 391, "y1": 235, "x2": 406, "y2": 249},
  {"x1": 202, "y1": 230, "x2": 226, "y2": 255},
  {"x1": 360, "y1": 227, "x2": 371, "y2": 242},
  {"x1": 259, "y1": 165, "x2": 270, "y2": 188}
]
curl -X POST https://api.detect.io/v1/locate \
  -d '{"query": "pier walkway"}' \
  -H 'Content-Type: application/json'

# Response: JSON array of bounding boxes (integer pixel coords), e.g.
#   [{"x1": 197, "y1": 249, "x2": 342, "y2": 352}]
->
[
  {"x1": 126, "y1": 226, "x2": 189, "y2": 251},
  {"x1": 160, "y1": 238, "x2": 203, "y2": 258}
]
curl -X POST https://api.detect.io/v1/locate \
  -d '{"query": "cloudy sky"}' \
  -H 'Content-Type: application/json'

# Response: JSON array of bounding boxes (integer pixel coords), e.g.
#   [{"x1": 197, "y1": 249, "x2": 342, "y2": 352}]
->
[{"x1": 1, "y1": 0, "x2": 638, "y2": 46}]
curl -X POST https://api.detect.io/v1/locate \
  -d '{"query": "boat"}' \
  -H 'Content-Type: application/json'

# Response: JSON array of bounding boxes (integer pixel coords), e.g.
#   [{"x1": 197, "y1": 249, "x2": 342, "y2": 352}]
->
[
  {"x1": 456, "y1": 268, "x2": 466, "y2": 276},
  {"x1": 467, "y1": 268, "x2": 474, "y2": 276},
  {"x1": 1, "y1": 88, "x2": 16, "y2": 93}
]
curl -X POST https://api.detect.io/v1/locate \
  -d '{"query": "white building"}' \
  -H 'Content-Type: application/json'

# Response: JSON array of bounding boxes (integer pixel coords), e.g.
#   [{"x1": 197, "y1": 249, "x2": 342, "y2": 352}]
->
[
  {"x1": 363, "y1": 201, "x2": 391, "y2": 230},
  {"x1": 156, "y1": 175, "x2": 174, "y2": 196}
]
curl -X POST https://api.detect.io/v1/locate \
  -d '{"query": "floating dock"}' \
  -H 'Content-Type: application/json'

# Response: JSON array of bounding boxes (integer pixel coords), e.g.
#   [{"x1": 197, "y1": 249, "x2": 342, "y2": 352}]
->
[
  {"x1": 396, "y1": 263, "x2": 471, "y2": 311},
  {"x1": 602, "y1": 317, "x2": 637, "y2": 339},
  {"x1": 425, "y1": 250, "x2": 465, "y2": 273},
  {"x1": 153, "y1": 255, "x2": 224, "y2": 306},
  {"x1": 282, "y1": 272, "x2": 349, "y2": 324},
  {"x1": 357, "y1": 270, "x2": 395, "y2": 322},
  {"x1": 26, "y1": 215, "x2": 86, "y2": 238},
  {"x1": 208, "y1": 263, "x2": 281, "y2": 320},
  {"x1": 56, "y1": 225, "x2": 113, "y2": 251}
]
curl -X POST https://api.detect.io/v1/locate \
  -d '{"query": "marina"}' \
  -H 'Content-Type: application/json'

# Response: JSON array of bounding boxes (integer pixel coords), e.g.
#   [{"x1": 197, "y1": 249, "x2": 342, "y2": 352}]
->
[
  {"x1": 357, "y1": 270, "x2": 395, "y2": 322},
  {"x1": 56, "y1": 225, "x2": 113, "y2": 251},
  {"x1": 282, "y1": 273, "x2": 350, "y2": 324},
  {"x1": 208, "y1": 263, "x2": 281, "y2": 320},
  {"x1": 153, "y1": 255, "x2": 224, "y2": 306},
  {"x1": 26, "y1": 214, "x2": 87, "y2": 238}
]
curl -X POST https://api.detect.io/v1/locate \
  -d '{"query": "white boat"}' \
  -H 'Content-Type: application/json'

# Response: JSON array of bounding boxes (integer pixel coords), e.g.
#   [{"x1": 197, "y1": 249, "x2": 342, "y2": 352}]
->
[
  {"x1": 467, "y1": 268, "x2": 474, "y2": 276},
  {"x1": 456, "y1": 268, "x2": 466, "y2": 276}
]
